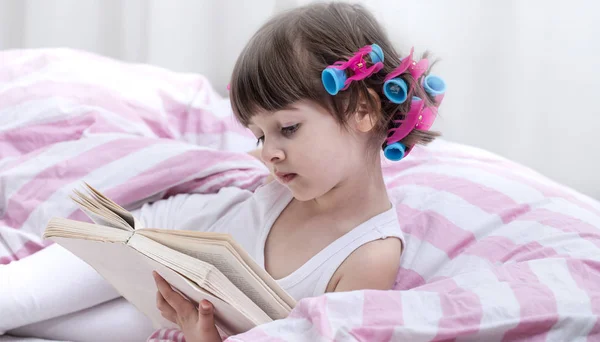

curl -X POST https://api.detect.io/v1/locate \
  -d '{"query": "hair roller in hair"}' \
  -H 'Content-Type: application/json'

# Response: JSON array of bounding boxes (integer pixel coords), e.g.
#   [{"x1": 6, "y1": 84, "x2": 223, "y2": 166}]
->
[
  {"x1": 321, "y1": 68, "x2": 347, "y2": 95},
  {"x1": 369, "y1": 44, "x2": 384, "y2": 64},
  {"x1": 383, "y1": 142, "x2": 406, "y2": 161},
  {"x1": 383, "y1": 77, "x2": 408, "y2": 104},
  {"x1": 422, "y1": 74, "x2": 446, "y2": 104},
  {"x1": 321, "y1": 44, "x2": 385, "y2": 95}
]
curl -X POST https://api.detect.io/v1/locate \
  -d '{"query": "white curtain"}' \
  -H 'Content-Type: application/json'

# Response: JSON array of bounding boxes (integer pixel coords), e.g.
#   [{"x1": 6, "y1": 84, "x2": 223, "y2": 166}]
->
[{"x1": 1, "y1": 0, "x2": 599, "y2": 199}]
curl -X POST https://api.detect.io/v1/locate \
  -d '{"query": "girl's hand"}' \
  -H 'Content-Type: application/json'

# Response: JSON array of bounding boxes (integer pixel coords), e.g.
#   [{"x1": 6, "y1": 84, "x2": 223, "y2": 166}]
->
[{"x1": 153, "y1": 271, "x2": 222, "y2": 342}]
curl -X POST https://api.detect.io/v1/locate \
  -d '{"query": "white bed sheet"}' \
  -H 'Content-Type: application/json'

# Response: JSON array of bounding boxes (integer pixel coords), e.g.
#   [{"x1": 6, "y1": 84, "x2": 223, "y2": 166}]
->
[
  {"x1": 0, "y1": 337, "x2": 64, "y2": 342},
  {"x1": 6, "y1": 297, "x2": 154, "y2": 342}
]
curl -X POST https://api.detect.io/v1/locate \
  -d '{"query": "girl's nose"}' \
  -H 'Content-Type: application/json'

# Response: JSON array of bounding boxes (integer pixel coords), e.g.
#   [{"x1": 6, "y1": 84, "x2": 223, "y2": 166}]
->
[{"x1": 261, "y1": 139, "x2": 285, "y2": 164}]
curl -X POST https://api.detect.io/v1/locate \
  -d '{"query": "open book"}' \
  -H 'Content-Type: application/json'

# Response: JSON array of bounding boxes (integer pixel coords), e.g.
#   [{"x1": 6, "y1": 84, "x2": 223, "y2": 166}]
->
[{"x1": 43, "y1": 183, "x2": 296, "y2": 336}]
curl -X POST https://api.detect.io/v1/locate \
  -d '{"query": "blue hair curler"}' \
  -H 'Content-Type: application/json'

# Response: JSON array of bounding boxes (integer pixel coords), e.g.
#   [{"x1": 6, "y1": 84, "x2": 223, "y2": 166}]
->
[
  {"x1": 369, "y1": 44, "x2": 384, "y2": 64},
  {"x1": 322, "y1": 44, "x2": 384, "y2": 96},
  {"x1": 383, "y1": 142, "x2": 406, "y2": 161},
  {"x1": 383, "y1": 78, "x2": 408, "y2": 104},
  {"x1": 423, "y1": 74, "x2": 446, "y2": 96},
  {"x1": 321, "y1": 68, "x2": 346, "y2": 95}
]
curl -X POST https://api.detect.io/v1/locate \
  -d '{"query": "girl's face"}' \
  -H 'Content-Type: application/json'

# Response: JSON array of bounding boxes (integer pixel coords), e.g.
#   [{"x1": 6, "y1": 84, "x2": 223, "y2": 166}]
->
[{"x1": 248, "y1": 100, "x2": 370, "y2": 201}]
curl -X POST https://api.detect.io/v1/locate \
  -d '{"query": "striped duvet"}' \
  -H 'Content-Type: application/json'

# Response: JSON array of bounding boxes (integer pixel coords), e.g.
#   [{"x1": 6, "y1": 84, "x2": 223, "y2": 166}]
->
[{"x1": 1, "y1": 49, "x2": 598, "y2": 342}]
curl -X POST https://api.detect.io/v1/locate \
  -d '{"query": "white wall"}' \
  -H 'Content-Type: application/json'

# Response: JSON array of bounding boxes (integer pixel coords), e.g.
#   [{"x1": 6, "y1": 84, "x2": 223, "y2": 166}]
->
[
  {"x1": 0, "y1": 0, "x2": 275, "y2": 90},
  {"x1": 1, "y1": 0, "x2": 599, "y2": 199},
  {"x1": 359, "y1": 0, "x2": 600, "y2": 200}
]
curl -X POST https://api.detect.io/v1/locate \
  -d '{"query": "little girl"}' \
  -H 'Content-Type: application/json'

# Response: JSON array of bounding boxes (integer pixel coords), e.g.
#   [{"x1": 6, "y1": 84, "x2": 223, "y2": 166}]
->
[
  {"x1": 151, "y1": 2, "x2": 444, "y2": 341},
  {"x1": 0, "y1": 2, "x2": 446, "y2": 341}
]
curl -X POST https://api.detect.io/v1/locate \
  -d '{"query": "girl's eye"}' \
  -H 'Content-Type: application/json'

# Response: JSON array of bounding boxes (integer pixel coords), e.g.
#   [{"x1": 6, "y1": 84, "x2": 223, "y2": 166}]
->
[
  {"x1": 281, "y1": 124, "x2": 300, "y2": 137},
  {"x1": 256, "y1": 124, "x2": 299, "y2": 146}
]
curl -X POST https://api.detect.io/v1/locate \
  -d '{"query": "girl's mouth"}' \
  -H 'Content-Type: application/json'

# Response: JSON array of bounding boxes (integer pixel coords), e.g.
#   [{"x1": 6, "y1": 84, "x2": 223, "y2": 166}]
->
[{"x1": 275, "y1": 172, "x2": 297, "y2": 184}]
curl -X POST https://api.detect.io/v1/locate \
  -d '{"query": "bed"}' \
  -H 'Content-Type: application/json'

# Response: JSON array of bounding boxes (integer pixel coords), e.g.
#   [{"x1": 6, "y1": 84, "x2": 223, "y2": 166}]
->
[{"x1": 1, "y1": 49, "x2": 598, "y2": 342}]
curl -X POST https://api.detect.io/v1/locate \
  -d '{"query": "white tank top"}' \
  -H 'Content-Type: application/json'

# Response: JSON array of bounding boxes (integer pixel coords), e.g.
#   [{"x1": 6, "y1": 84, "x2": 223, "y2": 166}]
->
[{"x1": 134, "y1": 180, "x2": 404, "y2": 301}]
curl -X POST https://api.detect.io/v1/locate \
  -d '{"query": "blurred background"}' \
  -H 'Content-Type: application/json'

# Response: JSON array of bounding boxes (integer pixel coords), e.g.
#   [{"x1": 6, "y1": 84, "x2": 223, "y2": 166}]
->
[{"x1": 1, "y1": 0, "x2": 599, "y2": 199}]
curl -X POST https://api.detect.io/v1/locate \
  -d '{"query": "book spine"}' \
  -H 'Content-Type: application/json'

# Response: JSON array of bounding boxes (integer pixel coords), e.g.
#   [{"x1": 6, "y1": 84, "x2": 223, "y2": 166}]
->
[{"x1": 125, "y1": 231, "x2": 136, "y2": 245}]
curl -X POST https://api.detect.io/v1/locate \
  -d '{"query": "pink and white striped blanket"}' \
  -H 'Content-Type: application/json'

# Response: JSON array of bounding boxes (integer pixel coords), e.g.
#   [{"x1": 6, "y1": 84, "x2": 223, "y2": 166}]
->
[{"x1": 2, "y1": 49, "x2": 599, "y2": 342}]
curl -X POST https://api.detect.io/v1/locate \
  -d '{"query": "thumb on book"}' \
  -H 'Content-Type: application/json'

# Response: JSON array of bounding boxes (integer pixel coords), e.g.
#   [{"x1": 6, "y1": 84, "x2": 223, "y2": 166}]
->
[
  {"x1": 199, "y1": 300, "x2": 213, "y2": 313},
  {"x1": 198, "y1": 300, "x2": 215, "y2": 325},
  {"x1": 196, "y1": 300, "x2": 221, "y2": 341}
]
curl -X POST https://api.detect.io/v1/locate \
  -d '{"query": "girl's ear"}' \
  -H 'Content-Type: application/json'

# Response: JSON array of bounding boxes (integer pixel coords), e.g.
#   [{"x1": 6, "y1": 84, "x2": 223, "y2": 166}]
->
[{"x1": 354, "y1": 88, "x2": 382, "y2": 133}]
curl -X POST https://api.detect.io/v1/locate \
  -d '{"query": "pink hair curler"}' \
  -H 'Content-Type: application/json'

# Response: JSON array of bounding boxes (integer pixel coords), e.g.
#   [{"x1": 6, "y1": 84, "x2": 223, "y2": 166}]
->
[
  {"x1": 382, "y1": 47, "x2": 448, "y2": 161},
  {"x1": 382, "y1": 47, "x2": 430, "y2": 104},
  {"x1": 385, "y1": 96, "x2": 425, "y2": 146},
  {"x1": 322, "y1": 44, "x2": 385, "y2": 95}
]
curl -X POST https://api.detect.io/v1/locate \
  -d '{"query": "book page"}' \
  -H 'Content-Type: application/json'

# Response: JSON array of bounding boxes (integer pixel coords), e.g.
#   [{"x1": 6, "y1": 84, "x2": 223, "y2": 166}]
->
[
  {"x1": 138, "y1": 230, "x2": 292, "y2": 320},
  {"x1": 44, "y1": 217, "x2": 131, "y2": 243},
  {"x1": 84, "y1": 182, "x2": 136, "y2": 228},
  {"x1": 48, "y1": 237, "x2": 261, "y2": 336},
  {"x1": 71, "y1": 189, "x2": 132, "y2": 230},
  {"x1": 140, "y1": 229, "x2": 296, "y2": 309},
  {"x1": 69, "y1": 184, "x2": 135, "y2": 231},
  {"x1": 126, "y1": 233, "x2": 272, "y2": 324}
]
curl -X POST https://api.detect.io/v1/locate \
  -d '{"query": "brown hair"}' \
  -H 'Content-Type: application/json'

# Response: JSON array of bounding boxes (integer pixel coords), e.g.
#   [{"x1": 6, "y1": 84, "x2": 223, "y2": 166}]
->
[{"x1": 229, "y1": 2, "x2": 440, "y2": 153}]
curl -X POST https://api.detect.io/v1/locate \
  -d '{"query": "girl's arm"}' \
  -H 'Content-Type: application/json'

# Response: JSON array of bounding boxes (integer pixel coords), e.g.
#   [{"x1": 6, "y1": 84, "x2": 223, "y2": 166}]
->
[
  {"x1": 150, "y1": 149, "x2": 273, "y2": 342},
  {"x1": 151, "y1": 239, "x2": 401, "y2": 342}
]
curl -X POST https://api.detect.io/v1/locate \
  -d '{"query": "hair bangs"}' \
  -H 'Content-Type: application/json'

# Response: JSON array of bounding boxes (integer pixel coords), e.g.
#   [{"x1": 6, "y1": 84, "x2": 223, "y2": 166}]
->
[{"x1": 229, "y1": 17, "x2": 324, "y2": 127}]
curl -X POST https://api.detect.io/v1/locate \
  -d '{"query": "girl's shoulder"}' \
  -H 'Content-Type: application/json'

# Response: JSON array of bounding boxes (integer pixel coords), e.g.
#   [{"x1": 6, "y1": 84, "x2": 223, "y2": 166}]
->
[
  {"x1": 323, "y1": 204, "x2": 403, "y2": 292},
  {"x1": 331, "y1": 234, "x2": 402, "y2": 292}
]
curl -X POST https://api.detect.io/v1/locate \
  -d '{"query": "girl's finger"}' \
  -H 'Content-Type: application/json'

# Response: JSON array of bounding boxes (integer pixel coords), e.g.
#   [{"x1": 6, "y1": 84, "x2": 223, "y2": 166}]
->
[
  {"x1": 153, "y1": 271, "x2": 196, "y2": 318},
  {"x1": 160, "y1": 309, "x2": 178, "y2": 324},
  {"x1": 156, "y1": 291, "x2": 177, "y2": 323},
  {"x1": 197, "y1": 300, "x2": 221, "y2": 340}
]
